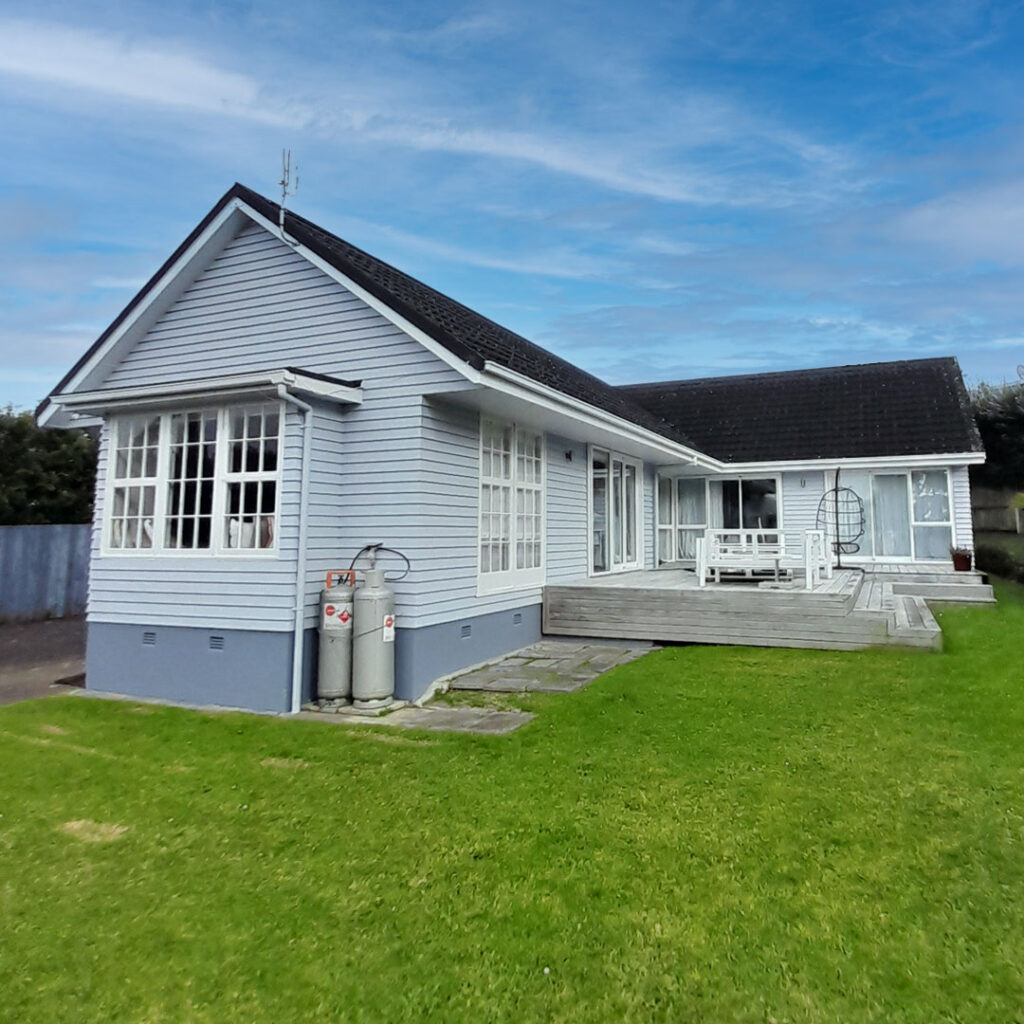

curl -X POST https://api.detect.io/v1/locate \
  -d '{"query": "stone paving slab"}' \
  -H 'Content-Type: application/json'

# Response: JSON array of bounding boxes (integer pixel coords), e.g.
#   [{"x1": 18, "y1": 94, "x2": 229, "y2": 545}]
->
[
  {"x1": 446, "y1": 639, "x2": 655, "y2": 695},
  {"x1": 296, "y1": 705, "x2": 533, "y2": 735}
]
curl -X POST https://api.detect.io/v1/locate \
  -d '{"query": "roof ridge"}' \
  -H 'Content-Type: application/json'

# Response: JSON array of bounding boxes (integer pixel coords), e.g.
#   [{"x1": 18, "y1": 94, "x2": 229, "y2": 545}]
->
[{"x1": 618, "y1": 356, "x2": 958, "y2": 392}]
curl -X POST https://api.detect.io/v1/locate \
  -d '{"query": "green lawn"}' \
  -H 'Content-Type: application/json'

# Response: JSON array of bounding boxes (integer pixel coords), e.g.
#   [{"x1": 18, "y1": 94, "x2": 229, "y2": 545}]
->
[{"x1": 2, "y1": 585, "x2": 1024, "y2": 1022}]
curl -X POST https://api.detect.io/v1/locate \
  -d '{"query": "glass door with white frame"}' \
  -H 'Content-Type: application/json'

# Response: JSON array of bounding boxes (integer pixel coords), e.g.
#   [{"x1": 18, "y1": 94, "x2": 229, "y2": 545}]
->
[{"x1": 592, "y1": 448, "x2": 642, "y2": 573}]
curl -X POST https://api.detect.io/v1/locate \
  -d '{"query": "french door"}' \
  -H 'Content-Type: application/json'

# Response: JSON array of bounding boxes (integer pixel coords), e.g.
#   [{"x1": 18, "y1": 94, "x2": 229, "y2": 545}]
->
[{"x1": 591, "y1": 448, "x2": 642, "y2": 573}]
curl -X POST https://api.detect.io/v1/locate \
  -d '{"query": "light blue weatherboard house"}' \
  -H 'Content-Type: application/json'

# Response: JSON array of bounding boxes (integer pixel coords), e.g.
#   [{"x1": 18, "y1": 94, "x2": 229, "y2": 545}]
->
[{"x1": 39, "y1": 185, "x2": 987, "y2": 713}]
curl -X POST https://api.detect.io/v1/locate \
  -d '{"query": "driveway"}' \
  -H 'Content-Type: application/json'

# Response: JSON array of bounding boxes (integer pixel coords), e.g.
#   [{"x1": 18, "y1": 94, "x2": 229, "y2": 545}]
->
[{"x1": 0, "y1": 617, "x2": 85, "y2": 706}]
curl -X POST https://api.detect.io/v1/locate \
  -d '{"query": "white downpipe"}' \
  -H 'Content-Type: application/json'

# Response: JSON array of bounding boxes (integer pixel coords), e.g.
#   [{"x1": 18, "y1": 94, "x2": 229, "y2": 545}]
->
[{"x1": 278, "y1": 385, "x2": 313, "y2": 714}]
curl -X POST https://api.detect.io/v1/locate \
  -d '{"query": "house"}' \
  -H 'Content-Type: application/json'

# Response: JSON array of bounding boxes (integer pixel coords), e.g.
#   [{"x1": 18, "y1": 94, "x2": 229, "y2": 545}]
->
[{"x1": 38, "y1": 184, "x2": 986, "y2": 713}]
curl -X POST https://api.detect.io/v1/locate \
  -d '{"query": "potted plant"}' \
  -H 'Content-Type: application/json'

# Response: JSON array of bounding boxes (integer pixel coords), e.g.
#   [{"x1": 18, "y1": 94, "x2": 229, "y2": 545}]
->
[{"x1": 950, "y1": 546, "x2": 973, "y2": 572}]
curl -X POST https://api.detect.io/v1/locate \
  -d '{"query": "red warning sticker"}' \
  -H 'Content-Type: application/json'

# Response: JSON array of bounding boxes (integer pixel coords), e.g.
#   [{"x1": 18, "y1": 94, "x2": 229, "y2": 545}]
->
[
  {"x1": 339, "y1": 609, "x2": 350, "y2": 623},
  {"x1": 325, "y1": 605, "x2": 336, "y2": 617}
]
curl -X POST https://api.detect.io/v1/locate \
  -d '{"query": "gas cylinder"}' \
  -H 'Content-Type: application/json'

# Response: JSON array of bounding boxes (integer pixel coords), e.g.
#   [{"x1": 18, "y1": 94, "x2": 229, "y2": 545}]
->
[
  {"x1": 318, "y1": 571, "x2": 354, "y2": 700},
  {"x1": 352, "y1": 567, "x2": 396, "y2": 707}
]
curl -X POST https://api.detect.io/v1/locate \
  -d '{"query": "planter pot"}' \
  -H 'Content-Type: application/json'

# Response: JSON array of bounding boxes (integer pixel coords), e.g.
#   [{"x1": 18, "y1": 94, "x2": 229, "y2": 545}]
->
[{"x1": 951, "y1": 551, "x2": 973, "y2": 572}]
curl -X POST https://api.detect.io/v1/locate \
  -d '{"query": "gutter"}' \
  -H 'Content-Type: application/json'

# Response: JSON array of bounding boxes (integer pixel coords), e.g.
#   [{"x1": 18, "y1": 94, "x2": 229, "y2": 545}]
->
[
  {"x1": 479, "y1": 361, "x2": 718, "y2": 470},
  {"x1": 277, "y1": 384, "x2": 314, "y2": 714}
]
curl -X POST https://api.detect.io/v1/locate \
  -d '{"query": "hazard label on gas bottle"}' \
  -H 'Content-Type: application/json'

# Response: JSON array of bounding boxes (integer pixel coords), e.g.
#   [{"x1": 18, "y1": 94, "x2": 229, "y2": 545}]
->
[
  {"x1": 382, "y1": 614, "x2": 395, "y2": 643},
  {"x1": 339, "y1": 609, "x2": 350, "y2": 624},
  {"x1": 325, "y1": 605, "x2": 336, "y2": 617}
]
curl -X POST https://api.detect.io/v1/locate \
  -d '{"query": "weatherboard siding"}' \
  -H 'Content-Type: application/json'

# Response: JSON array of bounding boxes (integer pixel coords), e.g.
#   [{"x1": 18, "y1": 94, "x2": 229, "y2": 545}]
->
[
  {"x1": 88, "y1": 217, "x2": 470, "y2": 632},
  {"x1": 101, "y1": 220, "x2": 467, "y2": 396},
  {"x1": 781, "y1": 470, "x2": 827, "y2": 553},
  {"x1": 951, "y1": 466, "x2": 974, "y2": 551}
]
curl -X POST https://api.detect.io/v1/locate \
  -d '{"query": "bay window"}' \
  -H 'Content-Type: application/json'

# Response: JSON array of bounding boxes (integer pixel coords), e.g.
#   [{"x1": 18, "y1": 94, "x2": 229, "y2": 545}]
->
[
  {"x1": 104, "y1": 402, "x2": 281, "y2": 555},
  {"x1": 479, "y1": 420, "x2": 545, "y2": 590}
]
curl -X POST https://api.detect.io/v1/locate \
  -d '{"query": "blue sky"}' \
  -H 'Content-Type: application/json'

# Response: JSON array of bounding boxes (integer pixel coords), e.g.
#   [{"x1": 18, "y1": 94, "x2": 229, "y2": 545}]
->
[{"x1": 2, "y1": 0, "x2": 1024, "y2": 411}]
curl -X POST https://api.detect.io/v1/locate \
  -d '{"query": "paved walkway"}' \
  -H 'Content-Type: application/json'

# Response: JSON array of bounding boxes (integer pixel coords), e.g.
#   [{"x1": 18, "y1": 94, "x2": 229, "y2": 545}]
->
[
  {"x1": 445, "y1": 638, "x2": 654, "y2": 694},
  {"x1": 297, "y1": 705, "x2": 532, "y2": 735},
  {"x1": 0, "y1": 618, "x2": 85, "y2": 707},
  {"x1": 299, "y1": 639, "x2": 655, "y2": 735}
]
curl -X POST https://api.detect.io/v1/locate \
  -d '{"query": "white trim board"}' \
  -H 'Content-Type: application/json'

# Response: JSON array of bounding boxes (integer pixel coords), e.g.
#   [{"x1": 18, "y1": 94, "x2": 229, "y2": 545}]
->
[
  {"x1": 658, "y1": 451, "x2": 984, "y2": 476},
  {"x1": 51, "y1": 369, "x2": 362, "y2": 415}
]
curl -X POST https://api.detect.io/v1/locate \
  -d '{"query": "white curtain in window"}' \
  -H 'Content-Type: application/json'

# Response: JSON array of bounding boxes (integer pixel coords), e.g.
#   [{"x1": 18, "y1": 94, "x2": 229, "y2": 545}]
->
[{"x1": 872, "y1": 474, "x2": 912, "y2": 557}]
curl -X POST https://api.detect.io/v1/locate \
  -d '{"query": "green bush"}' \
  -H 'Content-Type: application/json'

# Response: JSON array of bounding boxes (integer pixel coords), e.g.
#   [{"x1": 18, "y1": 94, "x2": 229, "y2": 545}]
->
[{"x1": 975, "y1": 541, "x2": 1024, "y2": 584}]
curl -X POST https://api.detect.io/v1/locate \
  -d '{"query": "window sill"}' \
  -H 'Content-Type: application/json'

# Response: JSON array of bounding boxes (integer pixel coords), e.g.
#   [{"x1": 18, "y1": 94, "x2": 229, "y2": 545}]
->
[{"x1": 476, "y1": 569, "x2": 545, "y2": 597}]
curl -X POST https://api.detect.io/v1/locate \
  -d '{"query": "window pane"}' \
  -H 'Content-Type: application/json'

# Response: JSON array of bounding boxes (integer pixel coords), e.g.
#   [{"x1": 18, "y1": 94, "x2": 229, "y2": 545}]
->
[
  {"x1": 657, "y1": 477, "x2": 672, "y2": 526},
  {"x1": 912, "y1": 471, "x2": 950, "y2": 523},
  {"x1": 914, "y1": 525, "x2": 952, "y2": 560},
  {"x1": 592, "y1": 450, "x2": 609, "y2": 573},
  {"x1": 872, "y1": 474, "x2": 912, "y2": 557},
  {"x1": 677, "y1": 529, "x2": 701, "y2": 560},
  {"x1": 262, "y1": 438, "x2": 278, "y2": 472},
  {"x1": 676, "y1": 479, "x2": 706, "y2": 526},
  {"x1": 740, "y1": 478, "x2": 776, "y2": 530},
  {"x1": 721, "y1": 480, "x2": 741, "y2": 529},
  {"x1": 624, "y1": 464, "x2": 636, "y2": 563}
]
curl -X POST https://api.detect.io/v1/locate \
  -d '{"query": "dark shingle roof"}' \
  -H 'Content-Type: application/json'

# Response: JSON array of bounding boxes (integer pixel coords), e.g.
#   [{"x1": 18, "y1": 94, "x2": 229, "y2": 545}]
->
[
  {"x1": 230, "y1": 186, "x2": 693, "y2": 445},
  {"x1": 618, "y1": 358, "x2": 983, "y2": 463}
]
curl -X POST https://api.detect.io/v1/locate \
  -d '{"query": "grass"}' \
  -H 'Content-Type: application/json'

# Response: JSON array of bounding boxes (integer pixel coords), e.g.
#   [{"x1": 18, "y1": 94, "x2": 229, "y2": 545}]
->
[{"x1": 2, "y1": 584, "x2": 1024, "y2": 1022}]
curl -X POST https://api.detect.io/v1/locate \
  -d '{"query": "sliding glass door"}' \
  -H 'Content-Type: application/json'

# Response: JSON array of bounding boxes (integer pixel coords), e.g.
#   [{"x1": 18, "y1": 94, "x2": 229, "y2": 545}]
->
[
  {"x1": 591, "y1": 448, "x2": 642, "y2": 573},
  {"x1": 840, "y1": 469, "x2": 952, "y2": 561},
  {"x1": 657, "y1": 476, "x2": 779, "y2": 564}
]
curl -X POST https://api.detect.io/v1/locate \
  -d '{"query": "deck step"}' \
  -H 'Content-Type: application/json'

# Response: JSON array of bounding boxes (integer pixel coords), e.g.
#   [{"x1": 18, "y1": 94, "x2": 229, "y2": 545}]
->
[
  {"x1": 891, "y1": 582, "x2": 996, "y2": 604},
  {"x1": 886, "y1": 595, "x2": 942, "y2": 650}
]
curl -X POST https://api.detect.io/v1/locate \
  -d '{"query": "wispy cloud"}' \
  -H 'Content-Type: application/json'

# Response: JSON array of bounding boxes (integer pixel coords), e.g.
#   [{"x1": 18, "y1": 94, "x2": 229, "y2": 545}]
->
[
  {"x1": 891, "y1": 178, "x2": 1024, "y2": 264},
  {"x1": 0, "y1": 19, "x2": 309, "y2": 126},
  {"x1": 334, "y1": 216, "x2": 619, "y2": 280}
]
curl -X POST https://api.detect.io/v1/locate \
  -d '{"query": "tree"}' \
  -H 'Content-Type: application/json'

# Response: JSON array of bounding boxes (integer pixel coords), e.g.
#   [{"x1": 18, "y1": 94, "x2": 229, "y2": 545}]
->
[
  {"x1": 971, "y1": 380, "x2": 1024, "y2": 489},
  {"x1": 0, "y1": 408, "x2": 98, "y2": 525}
]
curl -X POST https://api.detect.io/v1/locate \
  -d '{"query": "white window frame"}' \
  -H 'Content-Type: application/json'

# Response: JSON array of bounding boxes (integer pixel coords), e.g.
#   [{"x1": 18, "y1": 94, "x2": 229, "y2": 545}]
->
[
  {"x1": 656, "y1": 474, "x2": 783, "y2": 564},
  {"x1": 857, "y1": 467, "x2": 954, "y2": 562},
  {"x1": 587, "y1": 445, "x2": 645, "y2": 576},
  {"x1": 101, "y1": 402, "x2": 284, "y2": 558},
  {"x1": 477, "y1": 419, "x2": 546, "y2": 595},
  {"x1": 908, "y1": 467, "x2": 955, "y2": 560}
]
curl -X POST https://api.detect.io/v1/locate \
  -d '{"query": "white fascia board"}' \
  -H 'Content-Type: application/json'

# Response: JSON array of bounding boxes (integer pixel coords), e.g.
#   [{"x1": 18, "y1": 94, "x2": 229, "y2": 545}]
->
[
  {"x1": 658, "y1": 451, "x2": 986, "y2": 476},
  {"x1": 39, "y1": 200, "x2": 247, "y2": 428},
  {"x1": 479, "y1": 362, "x2": 723, "y2": 470},
  {"x1": 51, "y1": 369, "x2": 362, "y2": 414},
  {"x1": 236, "y1": 203, "x2": 483, "y2": 386}
]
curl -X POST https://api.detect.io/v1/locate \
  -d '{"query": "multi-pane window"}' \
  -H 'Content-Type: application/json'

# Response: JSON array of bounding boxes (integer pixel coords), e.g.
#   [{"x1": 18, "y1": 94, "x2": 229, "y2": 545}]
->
[
  {"x1": 104, "y1": 403, "x2": 281, "y2": 555},
  {"x1": 480, "y1": 422, "x2": 513, "y2": 573},
  {"x1": 479, "y1": 420, "x2": 544, "y2": 586},
  {"x1": 166, "y1": 410, "x2": 217, "y2": 550},
  {"x1": 109, "y1": 416, "x2": 160, "y2": 549},
  {"x1": 515, "y1": 432, "x2": 543, "y2": 570},
  {"x1": 224, "y1": 405, "x2": 280, "y2": 550}
]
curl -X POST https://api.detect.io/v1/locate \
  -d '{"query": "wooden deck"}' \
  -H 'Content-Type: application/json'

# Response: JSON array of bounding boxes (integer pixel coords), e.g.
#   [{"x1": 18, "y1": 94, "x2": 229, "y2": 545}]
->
[{"x1": 542, "y1": 567, "x2": 994, "y2": 653}]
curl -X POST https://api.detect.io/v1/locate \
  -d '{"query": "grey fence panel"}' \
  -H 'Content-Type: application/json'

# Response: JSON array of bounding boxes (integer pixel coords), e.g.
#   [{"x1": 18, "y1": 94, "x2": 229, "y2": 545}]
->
[{"x1": 0, "y1": 524, "x2": 91, "y2": 621}]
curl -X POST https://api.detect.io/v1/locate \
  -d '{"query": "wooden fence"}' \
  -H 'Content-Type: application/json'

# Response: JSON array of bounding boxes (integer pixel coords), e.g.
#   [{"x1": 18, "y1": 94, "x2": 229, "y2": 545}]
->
[{"x1": 0, "y1": 524, "x2": 91, "y2": 622}]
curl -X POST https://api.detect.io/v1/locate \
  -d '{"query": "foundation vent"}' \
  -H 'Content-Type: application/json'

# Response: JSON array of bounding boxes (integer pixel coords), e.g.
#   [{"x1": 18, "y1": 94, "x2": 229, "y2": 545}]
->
[
  {"x1": 208, "y1": 635, "x2": 226, "y2": 651},
  {"x1": 513, "y1": 613, "x2": 523, "y2": 625},
  {"x1": 460, "y1": 624, "x2": 472, "y2": 639},
  {"x1": 142, "y1": 631, "x2": 157, "y2": 647}
]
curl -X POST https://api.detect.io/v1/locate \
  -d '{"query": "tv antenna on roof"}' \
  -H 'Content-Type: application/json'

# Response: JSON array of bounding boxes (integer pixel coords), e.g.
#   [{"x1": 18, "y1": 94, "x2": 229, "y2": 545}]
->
[{"x1": 277, "y1": 149, "x2": 299, "y2": 234}]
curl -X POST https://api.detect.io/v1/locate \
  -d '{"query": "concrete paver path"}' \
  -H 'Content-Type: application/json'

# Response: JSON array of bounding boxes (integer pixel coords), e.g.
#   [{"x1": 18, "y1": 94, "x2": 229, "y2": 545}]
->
[{"x1": 446, "y1": 638, "x2": 654, "y2": 695}]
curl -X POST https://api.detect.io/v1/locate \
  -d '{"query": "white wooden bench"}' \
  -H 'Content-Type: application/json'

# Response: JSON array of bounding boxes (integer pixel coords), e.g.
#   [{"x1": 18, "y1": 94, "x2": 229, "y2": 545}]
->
[{"x1": 695, "y1": 530, "x2": 831, "y2": 590}]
